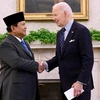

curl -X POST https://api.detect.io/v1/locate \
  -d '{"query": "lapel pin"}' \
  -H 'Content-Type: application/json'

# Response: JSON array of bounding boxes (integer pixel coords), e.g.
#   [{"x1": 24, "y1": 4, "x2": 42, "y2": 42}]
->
[{"x1": 71, "y1": 31, "x2": 74, "y2": 33}]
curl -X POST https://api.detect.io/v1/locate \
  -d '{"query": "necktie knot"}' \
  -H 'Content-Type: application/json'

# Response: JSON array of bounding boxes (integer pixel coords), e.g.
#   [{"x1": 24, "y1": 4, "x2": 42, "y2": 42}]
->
[
  {"x1": 21, "y1": 40, "x2": 25, "y2": 45},
  {"x1": 62, "y1": 28, "x2": 66, "y2": 32}
]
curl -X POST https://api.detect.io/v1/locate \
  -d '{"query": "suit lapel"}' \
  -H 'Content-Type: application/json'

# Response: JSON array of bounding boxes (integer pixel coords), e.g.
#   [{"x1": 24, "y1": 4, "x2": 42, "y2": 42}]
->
[
  {"x1": 8, "y1": 34, "x2": 33, "y2": 57},
  {"x1": 60, "y1": 21, "x2": 76, "y2": 57},
  {"x1": 25, "y1": 41, "x2": 34, "y2": 57}
]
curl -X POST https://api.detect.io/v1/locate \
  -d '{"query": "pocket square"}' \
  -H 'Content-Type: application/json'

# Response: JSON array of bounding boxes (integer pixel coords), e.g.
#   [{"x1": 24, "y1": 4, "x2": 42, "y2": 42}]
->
[{"x1": 69, "y1": 39, "x2": 75, "y2": 43}]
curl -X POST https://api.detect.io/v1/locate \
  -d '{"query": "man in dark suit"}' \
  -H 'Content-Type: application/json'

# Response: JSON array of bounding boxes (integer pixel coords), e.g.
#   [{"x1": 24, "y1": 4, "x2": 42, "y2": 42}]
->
[
  {"x1": 0, "y1": 12, "x2": 44, "y2": 100},
  {"x1": 41, "y1": 2, "x2": 94, "y2": 100}
]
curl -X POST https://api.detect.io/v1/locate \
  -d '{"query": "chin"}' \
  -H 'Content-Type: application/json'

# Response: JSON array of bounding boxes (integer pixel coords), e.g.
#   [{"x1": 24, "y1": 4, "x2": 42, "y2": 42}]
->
[
  {"x1": 56, "y1": 23, "x2": 60, "y2": 26},
  {"x1": 57, "y1": 24, "x2": 61, "y2": 27},
  {"x1": 23, "y1": 33, "x2": 26, "y2": 36}
]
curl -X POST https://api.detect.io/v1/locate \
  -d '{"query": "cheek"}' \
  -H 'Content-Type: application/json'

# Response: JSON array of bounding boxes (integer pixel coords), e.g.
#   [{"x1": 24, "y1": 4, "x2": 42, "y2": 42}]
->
[
  {"x1": 17, "y1": 28, "x2": 23, "y2": 34},
  {"x1": 19, "y1": 27, "x2": 24, "y2": 32},
  {"x1": 59, "y1": 17, "x2": 64, "y2": 23}
]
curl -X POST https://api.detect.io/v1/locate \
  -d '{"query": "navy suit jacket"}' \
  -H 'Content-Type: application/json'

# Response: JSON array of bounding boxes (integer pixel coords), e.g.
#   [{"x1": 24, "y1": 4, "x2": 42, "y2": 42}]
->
[{"x1": 47, "y1": 20, "x2": 94, "y2": 92}]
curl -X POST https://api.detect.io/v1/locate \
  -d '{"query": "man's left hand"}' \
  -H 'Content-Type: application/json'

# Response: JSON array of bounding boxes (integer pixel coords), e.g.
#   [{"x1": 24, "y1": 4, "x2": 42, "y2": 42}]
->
[{"x1": 72, "y1": 81, "x2": 83, "y2": 97}]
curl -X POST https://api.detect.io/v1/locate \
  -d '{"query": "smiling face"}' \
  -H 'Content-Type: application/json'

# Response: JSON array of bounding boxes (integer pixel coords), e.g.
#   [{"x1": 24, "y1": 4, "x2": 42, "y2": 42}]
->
[
  {"x1": 11, "y1": 21, "x2": 27, "y2": 39},
  {"x1": 52, "y1": 6, "x2": 69, "y2": 28},
  {"x1": 52, "y1": 2, "x2": 73, "y2": 28}
]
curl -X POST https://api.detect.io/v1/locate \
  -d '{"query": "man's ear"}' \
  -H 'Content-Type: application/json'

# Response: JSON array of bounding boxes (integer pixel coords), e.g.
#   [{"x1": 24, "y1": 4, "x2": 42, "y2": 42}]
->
[
  {"x1": 11, "y1": 25, "x2": 16, "y2": 32},
  {"x1": 64, "y1": 11, "x2": 70, "y2": 18},
  {"x1": 64, "y1": 11, "x2": 68, "y2": 16}
]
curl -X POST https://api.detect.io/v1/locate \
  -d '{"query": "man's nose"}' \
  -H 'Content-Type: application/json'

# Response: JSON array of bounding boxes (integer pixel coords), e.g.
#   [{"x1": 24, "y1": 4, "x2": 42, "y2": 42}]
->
[{"x1": 25, "y1": 26, "x2": 27, "y2": 29}]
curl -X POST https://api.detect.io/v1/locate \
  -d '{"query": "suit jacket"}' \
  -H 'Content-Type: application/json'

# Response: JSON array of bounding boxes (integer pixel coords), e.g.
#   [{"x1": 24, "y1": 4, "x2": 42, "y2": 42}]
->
[
  {"x1": 47, "y1": 20, "x2": 94, "y2": 92},
  {"x1": 0, "y1": 34, "x2": 40, "y2": 100}
]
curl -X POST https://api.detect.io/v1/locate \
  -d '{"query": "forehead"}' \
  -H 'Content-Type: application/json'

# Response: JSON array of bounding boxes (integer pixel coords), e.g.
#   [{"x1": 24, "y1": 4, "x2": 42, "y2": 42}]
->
[
  {"x1": 52, "y1": 6, "x2": 62, "y2": 13},
  {"x1": 15, "y1": 21, "x2": 25, "y2": 27}
]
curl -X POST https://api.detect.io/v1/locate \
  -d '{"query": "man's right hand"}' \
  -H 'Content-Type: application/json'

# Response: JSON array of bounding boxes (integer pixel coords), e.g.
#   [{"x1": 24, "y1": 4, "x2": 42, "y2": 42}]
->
[{"x1": 38, "y1": 61, "x2": 46, "y2": 73}]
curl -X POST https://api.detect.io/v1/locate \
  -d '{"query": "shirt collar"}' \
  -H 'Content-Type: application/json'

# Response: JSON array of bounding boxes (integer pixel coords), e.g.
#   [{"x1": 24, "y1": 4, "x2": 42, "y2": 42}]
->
[
  {"x1": 13, "y1": 35, "x2": 22, "y2": 42},
  {"x1": 65, "y1": 18, "x2": 74, "y2": 33}
]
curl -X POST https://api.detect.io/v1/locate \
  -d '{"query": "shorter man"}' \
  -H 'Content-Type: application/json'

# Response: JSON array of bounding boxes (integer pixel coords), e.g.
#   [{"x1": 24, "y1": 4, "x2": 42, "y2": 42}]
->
[{"x1": 0, "y1": 12, "x2": 44, "y2": 100}]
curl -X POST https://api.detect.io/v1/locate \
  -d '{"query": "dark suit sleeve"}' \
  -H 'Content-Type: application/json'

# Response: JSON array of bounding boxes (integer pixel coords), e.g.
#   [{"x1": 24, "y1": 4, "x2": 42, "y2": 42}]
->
[
  {"x1": 77, "y1": 27, "x2": 94, "y2": 84},
  {"x1": 0, "y1": 42, "x2": 39, "y2": 72},
  {"x1": 46, "y1": 53, "x2": 58, "y2": 72}
]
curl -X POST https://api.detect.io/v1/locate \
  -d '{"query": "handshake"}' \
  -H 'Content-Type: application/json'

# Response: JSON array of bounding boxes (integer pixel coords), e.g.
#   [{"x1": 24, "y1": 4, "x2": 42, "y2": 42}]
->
[{"x1": 38, "y1": 61, "x2": 46, "y2": 73}]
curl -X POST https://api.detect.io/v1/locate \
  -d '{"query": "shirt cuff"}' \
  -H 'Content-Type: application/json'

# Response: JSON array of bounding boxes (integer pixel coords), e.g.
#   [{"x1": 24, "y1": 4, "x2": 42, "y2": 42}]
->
[
  {"x1": 44, "y1": 61, "x2": 49, "y2": 72},
  {"x1": 77, "y1": 81, "x2": 87, "y2": 85}
]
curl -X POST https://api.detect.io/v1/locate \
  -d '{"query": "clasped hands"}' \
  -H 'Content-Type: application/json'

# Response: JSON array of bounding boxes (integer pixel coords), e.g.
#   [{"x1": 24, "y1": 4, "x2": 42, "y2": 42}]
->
[{"x1": 38, "y1": 61, "x2": 46, "y2": 73}]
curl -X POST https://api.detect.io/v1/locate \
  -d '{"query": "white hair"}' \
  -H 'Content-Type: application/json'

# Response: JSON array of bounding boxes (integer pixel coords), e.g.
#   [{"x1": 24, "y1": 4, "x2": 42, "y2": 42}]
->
[{"x1": 53, "y1": 2, "x2": 73, "y2": 17}]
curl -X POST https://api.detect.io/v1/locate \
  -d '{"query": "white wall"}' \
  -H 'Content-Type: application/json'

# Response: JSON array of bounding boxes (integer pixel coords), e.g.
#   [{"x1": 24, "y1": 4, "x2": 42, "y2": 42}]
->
[{"x1": 0, "y1": 0, "x2": 100, "y2": 34}]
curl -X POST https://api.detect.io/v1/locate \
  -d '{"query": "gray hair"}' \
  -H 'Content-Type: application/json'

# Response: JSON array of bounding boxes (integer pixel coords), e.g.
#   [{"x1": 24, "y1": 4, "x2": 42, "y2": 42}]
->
[{"x1": 53, "y1": 2, "x2": 73, "y2": 17}]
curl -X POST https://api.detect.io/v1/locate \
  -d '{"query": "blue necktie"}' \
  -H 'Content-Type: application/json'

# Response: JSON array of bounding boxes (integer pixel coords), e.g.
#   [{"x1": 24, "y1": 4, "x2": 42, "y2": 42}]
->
[
  {"x1": 21, "y1": 40, "x2": 30, "y2": 54},
  {"x1": 60, "y1": 28, "x2": 66, "y2": 52}
]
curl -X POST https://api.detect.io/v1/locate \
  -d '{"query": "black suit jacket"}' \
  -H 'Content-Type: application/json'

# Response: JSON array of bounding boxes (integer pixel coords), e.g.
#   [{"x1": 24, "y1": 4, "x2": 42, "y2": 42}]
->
[
  {"x1": 0, "y1": 34, "x2": 39, "y2": 100},
  {"x1": 47, "y1": 21, "x2": 94, "y2": 92}
]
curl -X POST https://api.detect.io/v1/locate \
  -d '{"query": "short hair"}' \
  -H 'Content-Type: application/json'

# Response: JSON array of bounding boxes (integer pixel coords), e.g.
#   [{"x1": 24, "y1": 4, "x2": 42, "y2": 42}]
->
[
  {"x1": 6, "y1": 23, "x2": 18, "y2": 32},
  {"x1": 53, "y1": 2, "x2": 73, "y2": 17}
]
